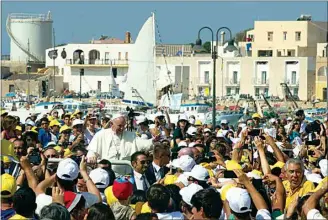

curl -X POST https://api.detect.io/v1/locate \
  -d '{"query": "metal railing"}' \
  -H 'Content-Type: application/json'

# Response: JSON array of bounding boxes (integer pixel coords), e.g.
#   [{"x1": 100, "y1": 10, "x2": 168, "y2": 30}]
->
[
  {"x1": 252, "y1": 78, "x2": 269, "y2": 85},
  {"x1": 9, "y1": 13, "x2": 52, "y2": 21},
  {"x1": 285, "y1": 79, "x2": 299, "y2": 86},
  {"x1": 66, "y1": 59, "x2": 129, "y2": 65},
  {"x1": 225, "y1": 77, "x2": 240, "y2": 85}
]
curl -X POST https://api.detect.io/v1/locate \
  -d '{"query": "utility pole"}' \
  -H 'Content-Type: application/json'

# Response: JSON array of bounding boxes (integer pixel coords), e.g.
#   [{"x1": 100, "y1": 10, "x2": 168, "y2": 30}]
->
[
  {"x1": 27, "y1": 39, "x2": 31, "y2": 107},
  {"x1": 52, "y1": 28, "x2": 57, "y2": 102}
]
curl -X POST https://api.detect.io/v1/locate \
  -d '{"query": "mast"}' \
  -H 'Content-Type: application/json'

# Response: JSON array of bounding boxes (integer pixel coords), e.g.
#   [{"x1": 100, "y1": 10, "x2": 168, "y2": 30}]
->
[{"x1": 27, "y1": 39, "x2": 31, "y2": 106}]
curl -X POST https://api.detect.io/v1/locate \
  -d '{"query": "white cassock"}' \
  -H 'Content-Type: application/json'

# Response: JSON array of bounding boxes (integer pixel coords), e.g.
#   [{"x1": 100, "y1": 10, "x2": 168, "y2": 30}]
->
[{"x1": 86, "y1": 128, "x2": 153, "y2": 175}]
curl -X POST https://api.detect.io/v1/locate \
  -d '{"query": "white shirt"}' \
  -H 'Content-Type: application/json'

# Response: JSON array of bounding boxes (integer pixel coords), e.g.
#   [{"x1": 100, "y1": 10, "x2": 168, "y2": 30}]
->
[
  {"x1": 84, "y1": 127, "x2": 100, "y2": 145},
  {"x1": 35, "y1": 192, "x2": 98, "y2": 215},
  {"x1": 300, "y1": 121, "x2": 307, "y2": 133},
  {"x1": 307, "y1": 209, "x2": 326, "y2": 220},
  {"x1": 156, "y1": 211, "x2": 184, "y2": 220},
  {"x1": 133, "y1": 170, "x2": 150, "y2": 191},
  {"x1": 86, "y1": 128, "x2": 153, "y2": 175},
  {"x1": 152, "y1": 162, "x2": 162, "y2": 181}
]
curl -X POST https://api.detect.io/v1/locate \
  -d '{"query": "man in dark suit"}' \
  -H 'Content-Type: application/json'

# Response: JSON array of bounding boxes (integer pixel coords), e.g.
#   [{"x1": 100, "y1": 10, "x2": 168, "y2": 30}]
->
[{"x1": 145, "y1": 143, "x2": 170, "y2": 186}]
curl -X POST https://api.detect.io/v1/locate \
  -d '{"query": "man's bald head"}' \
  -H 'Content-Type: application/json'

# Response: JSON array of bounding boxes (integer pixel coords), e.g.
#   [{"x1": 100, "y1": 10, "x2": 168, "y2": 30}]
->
[{"x1": 178, "y1": 147, "x2": 194, "y2": 158}]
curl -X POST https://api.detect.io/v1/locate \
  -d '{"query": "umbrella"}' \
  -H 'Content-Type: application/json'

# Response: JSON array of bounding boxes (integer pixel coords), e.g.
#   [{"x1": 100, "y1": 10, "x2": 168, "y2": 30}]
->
[{"x1": 5, "y1": 92, "x2": 16, "y2": 97}]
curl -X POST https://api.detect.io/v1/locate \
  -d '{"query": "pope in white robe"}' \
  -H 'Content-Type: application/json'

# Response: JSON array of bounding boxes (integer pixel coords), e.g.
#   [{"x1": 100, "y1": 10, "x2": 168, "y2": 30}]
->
[{"x1": 86, "y1": 114, "x2": 153, "y2": 175}]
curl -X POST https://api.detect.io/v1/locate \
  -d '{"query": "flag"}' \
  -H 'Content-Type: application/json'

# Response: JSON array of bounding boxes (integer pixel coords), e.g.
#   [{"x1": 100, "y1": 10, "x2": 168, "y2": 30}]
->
[{"x1": 1, "y1": 139, "x2": 19, "y2": 163}]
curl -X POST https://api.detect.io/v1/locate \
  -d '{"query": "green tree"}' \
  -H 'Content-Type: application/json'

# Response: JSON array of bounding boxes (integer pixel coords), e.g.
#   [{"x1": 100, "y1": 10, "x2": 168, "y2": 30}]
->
[{"x1": 203, "y1": 41, "x2": 211, "y2": 53}]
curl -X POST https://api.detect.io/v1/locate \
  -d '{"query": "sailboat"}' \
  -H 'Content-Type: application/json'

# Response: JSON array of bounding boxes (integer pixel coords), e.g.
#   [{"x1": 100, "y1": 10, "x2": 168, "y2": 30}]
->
[{"x1": 121, "y1": 13, "x2": 156, "y2": 107}]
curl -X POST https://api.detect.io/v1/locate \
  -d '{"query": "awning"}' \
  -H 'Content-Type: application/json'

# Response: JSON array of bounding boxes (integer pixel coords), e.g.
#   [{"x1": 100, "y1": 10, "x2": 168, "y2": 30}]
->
[{"x1": 5, "y1": 92, "x2": 16, "y2": 97}]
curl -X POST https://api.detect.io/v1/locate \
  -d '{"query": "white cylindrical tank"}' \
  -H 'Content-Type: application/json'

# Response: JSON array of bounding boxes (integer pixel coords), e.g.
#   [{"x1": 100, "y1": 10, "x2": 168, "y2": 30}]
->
[{"x1": 7, "y1": 12, "x2": 53, "y2": 62}]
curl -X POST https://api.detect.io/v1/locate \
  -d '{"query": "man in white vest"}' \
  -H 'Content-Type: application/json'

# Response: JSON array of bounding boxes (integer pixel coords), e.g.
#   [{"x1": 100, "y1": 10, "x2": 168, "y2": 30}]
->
[{"x1": 86, "y1": 113, "x2": 153, "y2": 175}]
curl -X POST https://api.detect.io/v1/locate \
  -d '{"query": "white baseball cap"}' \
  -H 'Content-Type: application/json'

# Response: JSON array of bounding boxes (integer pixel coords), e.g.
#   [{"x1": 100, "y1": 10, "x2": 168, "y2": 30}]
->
[
  {"x1": 319, "y1": 159, "x2": 328, "y2": 177},
  {"x1": 188, "y1": 142, "x2": 196, "y2": 148},
  {"x1": 179, "y1": 183, "x2": 203, "y2": 206},
  {"x1": 172, "y1": 155, "x2": 196, "y2": 172},
  {"x1": 175, "y1": 173, "x2": 189, "y2": 187},
  {"x1": 203, "y1": 128, "x2": 211, "y2": 133},
  {"x1": 187, "y1": 126, "x2": 198, "y2": 136},
  {"x1": 26, "y1": 120, "x2": 35, "y2": 126},
  {"x1": 72, "y1": 119, "x2": 84, "y2": 127},
  {"x1": 56, "y1": 158, "x2": 79, "y2": 181},
  {"x1": 287, "y1": 117, "x2": 293, "y2": 121},
  {"x1": 184, "y1": 165, "x2": 209, "y2": 181},
  {"x1": 178, "y1": 114, "x2": 188, "y2": 122},
  {"x1": 136, "y1": 116, "x2": 148, "y2": 125},
  {"x1": 226, "y1": 187, "x2": 252, "y2": 213},
  {"x1": 46, "y1": 142, "x2": 57, "y2": 148},
  {"x1": 269, "y1": 118, "x2": 276, "y2": 123},
  {"x1": 178, "y1": 141, "x2": 188, "y2": 148},
  {"x1": 221, "y1": 119, "x2": 228, "y2": 124},
  {"x1": 155, "y1": 112, "x2": 164, "y2": 118},
  {"x1": 89, "y1": 168, "x2": 110, "y2": 189}
]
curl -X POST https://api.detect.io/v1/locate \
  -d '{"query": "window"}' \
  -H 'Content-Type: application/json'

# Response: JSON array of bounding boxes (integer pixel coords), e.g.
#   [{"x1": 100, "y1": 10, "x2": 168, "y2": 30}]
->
[
  {"x1": 267, "y1": 32, "x2": 273, "y2": 41},
  {"x1": 233, "y1": 71, "x2": 238, "y2": 84},
  {"x1": 323, "y1": 50, "x2": 326, "y2": 57},
  {"x1": 261, "y1": 71, "x2": 267, "y2": 84},
  {"x1": 295, "y1": 32, "x2": 301, "y2": 41},
  {"x1": 293, "y1": 88, "x2": 298, "y2": 96},
  {"x1": 235, "y1": 88, "x2": 240, "y2": 95},
  {"x1": 204, "y1": 71, "x2": 210, "y2": 83},
  {"x1": 255, "y1": 88, "x2": 260, "y2": 96},
  {"x1": 118, "y1": 52, "x2": 121, "y2": 60},
  {"x1": 291, "y1": 71, "x2": 297, "y2": 84},
  {"x1": 61, "y1": 68, "x2": 64, "y2": 75},
  {"x1": 264, "y1": 88, "x2": 269, "y2": 96},
  {"x1": 258, "y1": 50, "x2": 273, "y2": 57},
  {"x1": 125, "y1": 52, "x2": 128, "y2": 60},
  {"x1": 97, "y1": 81, "x2": 101, "y2": 91},
  {"x1": 9, "y1": 85, "x2": 15, "y2": 93},
  {"x1": 283, "y1": 32, "x2": 287, "y2": 40},
  {"x1": 227, "y1": 88, "x2": 231, "y2": 95}
]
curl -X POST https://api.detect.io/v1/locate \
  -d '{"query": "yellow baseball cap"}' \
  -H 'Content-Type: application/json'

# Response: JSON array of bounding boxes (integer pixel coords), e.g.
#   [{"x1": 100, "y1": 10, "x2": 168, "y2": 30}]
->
[
  {"x1": 226, "y1": 160, "x2": 242, "y2": 170},
  {"x1": 59, "y1": 125, "x2": 71, "y2": 133},
  {"x1": 163, "y1": 174, "x2": 178, "y2": 185},
  {"x1": 141, "y1": 202, "x2": 151, "y2": 213},
  {"x1": 252, "y1": 113, "x2": 261, "y2": 119},
  {"x1": 1, "y1": 156, "x2": 11, "y2": 163},
  {"x1": 15, "y1": 126, "x2": 22, "y2": 131},
  {"x1": 104, "y1": 186, "x2": 118, "y2": 205},
  {"x1": 49, "y1": 120, "x2": 61, "y2": 127},
  {"x1": 220, "y1": 183, "x2": 237, "y2": 201},
  {"x1": 270, "y1": 161, "x2": 285, "y2": 170},
  {"x1": 195, "y1": 120, "x2": 202, "y2": 126},
  {"x1": 1, "y1": 109, "x2": 8, "y2": 116},
  {"x1": 1, "y1": 173, "x2": 17, "y2": 198},
  {"x1": 31, "y1": 127, "x2": 38, "y2": 133},
  {"x1": 47, "y1": 116, "x2": 54, "y2": 121}
]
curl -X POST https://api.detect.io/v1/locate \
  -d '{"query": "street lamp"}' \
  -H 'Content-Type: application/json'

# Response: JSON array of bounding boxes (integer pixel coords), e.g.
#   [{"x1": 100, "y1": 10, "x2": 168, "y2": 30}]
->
[
  {"x1": 52, "y1": 28, "x2": 57, "y2": 102},
  {"x1": 193, "y1": 27, "x2": 237, "y2": 128}
]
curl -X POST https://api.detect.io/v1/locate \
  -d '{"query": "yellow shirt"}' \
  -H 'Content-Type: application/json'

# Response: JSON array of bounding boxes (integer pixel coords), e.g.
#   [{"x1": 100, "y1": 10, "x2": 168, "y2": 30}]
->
[
  {"x1": 141, "y1": 202, "x2": 152, "y2": 213},
  {"x1": 283, "y1": 179, "x2": 315, "y2": 209},
  {"x1": 9, "y1": 214, "x2": 28, "y2": 219}
]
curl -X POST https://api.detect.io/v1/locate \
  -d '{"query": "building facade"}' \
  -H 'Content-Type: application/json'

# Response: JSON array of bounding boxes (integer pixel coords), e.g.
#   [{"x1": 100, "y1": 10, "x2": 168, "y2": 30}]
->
[{"x1": 315, "y1": 43, "x2": 328, "y2": 100}]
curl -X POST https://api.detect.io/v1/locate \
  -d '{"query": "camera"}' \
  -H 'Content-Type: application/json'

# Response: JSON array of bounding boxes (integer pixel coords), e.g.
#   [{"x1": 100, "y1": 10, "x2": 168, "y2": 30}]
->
[
  {"x1": 71, "y1": 155, "x2": 82, "y2": 165},
  {"x1": 248, "y1": 129, "x2": 261, "y2": 137},
  {"x1": 28, "y1": 148, "x2": 41, "y2": 165}
]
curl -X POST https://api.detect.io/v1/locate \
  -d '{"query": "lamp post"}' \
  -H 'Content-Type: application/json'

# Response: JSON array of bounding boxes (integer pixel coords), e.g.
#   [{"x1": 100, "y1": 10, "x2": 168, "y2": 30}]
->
[
  {"x1": 52, "y1": 28, "x2": 58, "y2": 102},
  {"x1": 193, "y1": 27, "x2": 237, "y2": 128}
]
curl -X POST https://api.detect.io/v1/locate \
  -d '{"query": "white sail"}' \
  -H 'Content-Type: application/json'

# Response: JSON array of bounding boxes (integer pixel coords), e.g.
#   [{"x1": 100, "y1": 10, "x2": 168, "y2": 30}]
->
[{"x1": 121, "y1": 13, "x2": 156, "y2": 107}]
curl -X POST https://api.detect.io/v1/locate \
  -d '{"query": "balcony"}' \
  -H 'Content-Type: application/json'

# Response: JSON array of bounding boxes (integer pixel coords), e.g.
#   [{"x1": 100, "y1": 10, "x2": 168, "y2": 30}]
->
[
  {"x1": 65, "y1": 59, "x2": 128, "y2": 67},
  {"x1": 225, "y1": 77, "x2": 240, "y2": 86},
  {"x1": 194, "y1": 77, "x2": 211, "y2": 87},
  {"x1": 252, "y1": 78, "x2": 269, "y2": 86},
  {"x1": 284, "y1": 79, "x2": 299, "y2": 86}
]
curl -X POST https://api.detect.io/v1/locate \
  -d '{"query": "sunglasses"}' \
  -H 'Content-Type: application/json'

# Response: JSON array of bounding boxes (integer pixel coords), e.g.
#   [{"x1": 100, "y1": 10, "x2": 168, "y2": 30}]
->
[
  {"x1": 26, "y1": 138, "x2": 32, "y2": 141},
  {"x1": 247, "y1": 123, "x2": 255, "y2": 126},
  {"x1": 41, "y1": 123, "x2": 49, "y2": 125},
  {"x1": 46, "y1": 154, "x2": 57, "y2": 158},
  {"x1": 139, "y1": 160, "x2": 151, "y2": 165}
]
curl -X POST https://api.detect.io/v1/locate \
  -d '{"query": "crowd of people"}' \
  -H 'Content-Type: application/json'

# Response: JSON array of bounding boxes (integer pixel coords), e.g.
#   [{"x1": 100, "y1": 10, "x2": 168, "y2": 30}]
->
[{"x1": 0, "y1": 107, "x2": 327, "y2": 220}]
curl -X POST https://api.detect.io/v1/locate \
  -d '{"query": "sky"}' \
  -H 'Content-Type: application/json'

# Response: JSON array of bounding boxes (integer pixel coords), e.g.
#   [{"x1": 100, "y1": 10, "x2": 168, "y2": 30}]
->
[{"x1": 1, "y1": 1, "x2": 327, "y2": 55}]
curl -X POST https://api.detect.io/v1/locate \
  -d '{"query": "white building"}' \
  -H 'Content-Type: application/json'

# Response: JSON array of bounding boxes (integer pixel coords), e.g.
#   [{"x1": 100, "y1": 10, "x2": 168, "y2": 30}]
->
[{"x1": 45, "y1": 35, "x2": 132, "y2": 94}]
